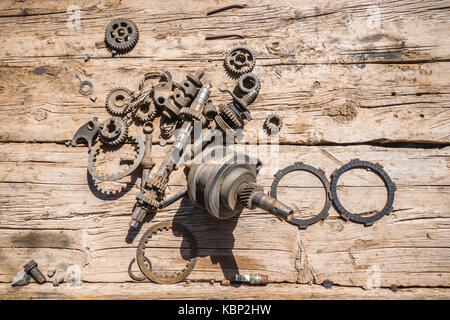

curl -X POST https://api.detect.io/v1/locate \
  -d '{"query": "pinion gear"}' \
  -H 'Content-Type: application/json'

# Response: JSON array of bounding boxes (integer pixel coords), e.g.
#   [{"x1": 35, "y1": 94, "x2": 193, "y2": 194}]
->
[
  {"x1": 179, "y1": 108, "x2": 206, "y2": 125},
  {"x1": 239, "y1": 183, "x2": 264, "y2": 209},
  {"x1": 134, "y1": 97, "x2": 158, "y2": 122},
  {"x1": 105, "y1": 87, "x2": 133, "y2": 116},
  {"x1": 224, "y1": 46, "x2": 256, "y2": 78},
  {"x1": 99, "y1": 117, "x2": 128, "y2": 145},
  {"x1": 264, "y1": 114, "x2": 283, "y2": 136},
  {"x1": 105, "y1": 18, "x2": 139, "y2": 53}
]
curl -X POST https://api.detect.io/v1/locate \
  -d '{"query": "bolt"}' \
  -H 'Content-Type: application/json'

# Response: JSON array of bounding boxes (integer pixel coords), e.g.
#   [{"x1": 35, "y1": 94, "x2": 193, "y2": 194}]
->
[
  {"x1": 193, "y1": 69, "x2": 204, "y2": 80},
  {"x1": 23, "y1": 260, "x2": 46, "y2": 284}
]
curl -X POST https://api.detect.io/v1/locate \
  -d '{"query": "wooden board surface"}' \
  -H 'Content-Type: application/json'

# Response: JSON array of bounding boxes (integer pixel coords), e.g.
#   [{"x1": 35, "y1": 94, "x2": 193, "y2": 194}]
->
[{"x1": 0, "y1": 0, "x2": 449, "y2": 299}]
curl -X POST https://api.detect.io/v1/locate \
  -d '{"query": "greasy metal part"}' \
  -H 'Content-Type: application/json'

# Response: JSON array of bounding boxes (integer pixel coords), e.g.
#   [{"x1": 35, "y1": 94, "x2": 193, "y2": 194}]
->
[
  {"x1": 206, "y1": 4, "x2": 247, "y2": 15},
  {"x1": 238, "y1": 183, "x2": 264, "y2": 209},
  {"x1": 187, "y1": 147, "x2": 262, "y2": 219},
  {"x1": 105, "y1": 18, "x2": 139, "y2": 53},
  {"x1": 66, "y1": 117, "x2": 100, "y2": 151},
  {"x1": 128, "y1": 257, "x2": 152, "y2": 282},
  {"x1": 249, "y1": 190, "x2": 293, "y2": 219},
  {"x1": 203, "y1": 100, "x2": 217, "y2": 121},
  {"x1": 224, "y1": 46, "x2": 256, "y2": 78},
  {"x1": 75, "y1": 74, "x2": 94, "y2": 96},
  {"x1": 270, "y1": 162, "x2": 331, "y2": 229},
  {"x1": 130, "y1": 84, "x2": 212, "y2": 228},
  {"x1": 237, "y1": 73, "x2": 260, "y2": 96},
  {"x1": 233, "y1": 274, "x2": 270, "y2": 285},
  {"x1": 219, "y1": 87, "x2": 258, "y2": 120},
  {"x1": 205, "y1": 34, "x2": 245, "y2": 40},
  {"x1": 330, "y1": 159, "x2": 396, "y2": 226},
  {"x1": 154, "y1": 69, "x2": 204, "y2": 121},
  {"x1": 23, "y1": 260, "x2": 46, "y2": 284},
  {"x1": 159, "y1": 187, "x2": 188, "y2": 209},
  {"x1": 88, "y1": 133, "x2": 145, "y2": 182},
  {"x1": 130, "y1": 123, "x2": 155, "y2": 229},
  {"x1": 99, "y1": 117, "x2": 128, "y2": 145},
  {"x1": 264, "y1": 114, "x2": 283, "y2": 136},
  {"x1": 105, "y1": 87, "x2": 132, "y2": 116},
  {"x1": 136, "y1": 221, "x2": 198, "y2": 284}
]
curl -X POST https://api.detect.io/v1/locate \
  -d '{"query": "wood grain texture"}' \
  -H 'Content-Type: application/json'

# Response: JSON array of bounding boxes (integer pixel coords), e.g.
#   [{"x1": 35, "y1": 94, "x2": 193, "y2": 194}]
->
[{"x1": 0, "y1": 0, "x2": 449, "y2": 299}]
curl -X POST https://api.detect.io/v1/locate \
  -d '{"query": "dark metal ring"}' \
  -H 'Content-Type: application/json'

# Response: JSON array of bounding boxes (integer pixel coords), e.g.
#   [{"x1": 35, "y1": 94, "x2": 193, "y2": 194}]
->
[
  {"x1": 270, "y1": 162, "x2": 331, "y2": 229},
  {"x1": 330, "y1": 159, "x2": 396, "y2": 226},
  {"x1": 128, "y1": 256, "x2": 152, "y2": 282},
  {"x1": 79, "y1": 80, "x2": 94, "y2": 96},
  {"x1": 136, "y1": 220, "x2": 198, "y2": 284}
]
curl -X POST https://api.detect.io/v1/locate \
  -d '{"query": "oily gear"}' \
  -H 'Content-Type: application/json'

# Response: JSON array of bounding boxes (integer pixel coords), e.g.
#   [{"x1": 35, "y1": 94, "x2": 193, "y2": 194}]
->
[
  {"x1": 239, "y1": 183, "x2": 264, "y2": 209},
  {"x1": 237, "y1": 73, "x2": 261, "y2": 96},
  {"x1": 105, "y1": 87, "x2": 133, "y2": 116},
  {"x1": 224, "y1": 46, "x2": 256, "y2": 78},
  {"x1": 105, "y1": 18, "x2": 139, "y2": 53},
  {"x1": 179, "y1": 107, "x2": 206, "y2": 125},
  {"x1": 99, "y1": 117, "x2": 128, "y2": 145},
  {"x1": 135, "y1": 97, "x2": 158, "y2": 122},
  {"x1": 264, "y1": 114, "x2": 283, "y2": 136},
  {"x1": 215, "y1": 103, "x2": 244, "y2": 132}
]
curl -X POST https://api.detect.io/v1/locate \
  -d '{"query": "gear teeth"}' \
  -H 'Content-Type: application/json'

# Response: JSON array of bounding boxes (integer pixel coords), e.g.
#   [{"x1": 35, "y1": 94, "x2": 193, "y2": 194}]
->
[
  {"x1": 224, "y1": 46, "x2": 256, "y2": 79},
  {"x1": 105, "y1": 18, "x2": 139, "y2": 54},
  {"x1": 135, "y1": 98, "x2": 157, "y2": 122},
  {"x1": 237, "y1": 73, "x2": 261, "y2": 96},
  {"x1": 99, "y1": 117, "x2": 128, "y2": 145},
  {"x1": 264, "y1": 114, "x2": 283, "y2": 136},
  {"x1": 105, "y1": 87, "x2": 133, "y2": 116},
  {"x1": 239, "y1": 183, "x2": 264, "y2": 209},
  {"x1": 179, "y1": 108, "x2": 207, "y2": 125}
]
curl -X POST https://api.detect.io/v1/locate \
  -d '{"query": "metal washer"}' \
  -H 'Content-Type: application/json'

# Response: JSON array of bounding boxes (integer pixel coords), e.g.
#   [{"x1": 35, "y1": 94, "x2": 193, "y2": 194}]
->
[
  {"x1": 270, "y1": 162, "x2": 331, "y2": 229},
  {"x1": 329, "y1": 159, "x2": 396, "y2": 226}
]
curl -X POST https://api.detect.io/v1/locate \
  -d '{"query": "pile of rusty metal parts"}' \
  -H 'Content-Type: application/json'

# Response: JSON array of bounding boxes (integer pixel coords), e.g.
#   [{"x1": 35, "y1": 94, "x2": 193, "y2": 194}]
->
[{"x1": 63, "y1": 16, "x2": 397, "y2": 287}]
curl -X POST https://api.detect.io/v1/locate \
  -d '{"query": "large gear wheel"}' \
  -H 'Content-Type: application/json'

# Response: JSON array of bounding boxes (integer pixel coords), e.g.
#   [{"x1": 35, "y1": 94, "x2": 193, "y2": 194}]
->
[
  {"x1": 105, "y1": 87, "x2": 133, "y2": 116},
  {"x1": 224, "y1": 46, "x2": 256, "y2": 78},
  {"x1": 179, "y1": 107, "x2": 206, "y2": 125},
  {"x1": 136, "y1": 220, "x2": 198, "y2": 284},
  {"x1": 99, "y1": 117, "x2": 128, "y2": 145},
  {"x1": 88, "y1": 134, "x2": 145, "y2": 182},
  {"x1": 105, "y1": 18, "x2": 139, "y2": 54},
  {"x1": 239, "y1": 183, "x2": 264, "y2": 209}
]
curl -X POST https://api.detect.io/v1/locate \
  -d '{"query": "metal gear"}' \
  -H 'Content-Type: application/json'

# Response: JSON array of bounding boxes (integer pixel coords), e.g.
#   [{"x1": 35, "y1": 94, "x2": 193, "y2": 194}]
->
[
  {"x1": 330, "y1": 159, "x2": 396, "y2": 226},
  {"x1": 179, "y1": 107, "x2": 206, "y2": 125},
  {"x1": 134, "y1": 97, "x2": 158, "y2": 122},
  {"x1": 237, "y1": 73, "x2": 260, "y2": 96},
  {"x1": 105, "y1": 87, "x2": 133, "y2": 116},
  {"x1": 264, "y1": 114, "x2": 283, "y2": 136},
  {"x1": 224, "y1": 46, "x2": 256, "y2": 78},
  {"x1": 215, "y1": 103, "x2": 243, "y2": 132},
  {"x1": 136, "y1": 220, "x2": 198, "y2": 284},
  {"x1": 146, "y1": 176, "x2": 168, "y2": 194},
  {"x1": 98, "y1": 117, "x2": 128, "y2": 145},
  {"x1": 88, "y1": 133, "x2": 145, "y2": 182},
  {"x1": 239, "y1": 183, "x2": 264, "y2": 209},
  {"x1": 105, "y1": 18, "x2": 139, "y2": 53}
]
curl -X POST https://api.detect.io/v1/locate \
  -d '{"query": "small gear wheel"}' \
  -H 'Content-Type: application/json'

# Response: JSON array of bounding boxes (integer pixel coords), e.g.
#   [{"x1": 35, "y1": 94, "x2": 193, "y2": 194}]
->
[
  {"x1": 264, "y1": 114, "x2": 283, "y2": 136},
  {"x1": 105, "y1": 18, "x2": 139, "y2": 54},
  {"x1": 218, "y1": 103, "x2": 243, "y2": 129},
  {"x1": 106, "y1": 87, "x2": 133, "y2": 116},
  {"x1": 237, "y1": 73, "x2": 260, "y2": 96},
  {"x1": 99, "y1": 117, "x2": 128, "y2": 145},
  {"x1": 135, "y1": 97, "x2": 157, "y2": 122},
  {"x1": 224, "y1": 46, "x2": 256, "y2": 78},
  {"x1": 179, "y1": 108, "x2": 206, "y2": 125},
  {"x1": 239, "y1": 183, "x2": 264, "y2": 209}
]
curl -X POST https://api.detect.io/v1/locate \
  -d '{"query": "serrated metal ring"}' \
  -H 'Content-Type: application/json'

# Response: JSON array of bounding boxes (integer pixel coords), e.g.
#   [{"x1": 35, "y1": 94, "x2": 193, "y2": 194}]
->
[
  {"x1": 270, "y1": 162, "x2": 331, "y2": 229},
  {"x1": 330, "y1": 160, "x2": 396, "y2": 226},
  {"x1": 136, "y1": 220, "x2": 198, "y2": 284}
]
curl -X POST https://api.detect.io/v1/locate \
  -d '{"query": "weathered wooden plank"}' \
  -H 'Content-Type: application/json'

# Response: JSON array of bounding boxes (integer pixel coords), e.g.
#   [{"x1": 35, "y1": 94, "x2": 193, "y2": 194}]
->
[
  {"x1": 1, "y1": 282, "x2": 449, "y2": 300},
  {"x1": 0, "y1": 61, "x2": 449, "y2": 144},
  {"x1": 1, "y1": 0, "x2": 449, "y2": 63},
  {"x1": 0, "y1": 144, "x2": 448, "y2": 287}
]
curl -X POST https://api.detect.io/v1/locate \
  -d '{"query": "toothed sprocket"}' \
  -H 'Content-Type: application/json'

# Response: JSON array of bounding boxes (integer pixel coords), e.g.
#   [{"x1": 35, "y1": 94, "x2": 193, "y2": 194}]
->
[{"x1": 239, "y1": 183, "x2": 264, "y2": 209}]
